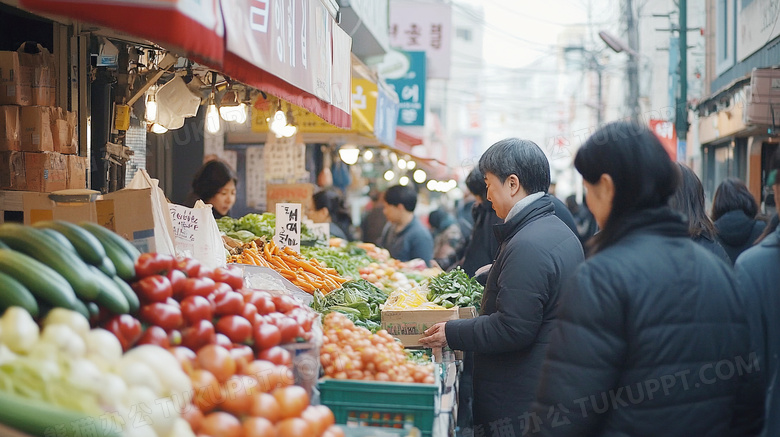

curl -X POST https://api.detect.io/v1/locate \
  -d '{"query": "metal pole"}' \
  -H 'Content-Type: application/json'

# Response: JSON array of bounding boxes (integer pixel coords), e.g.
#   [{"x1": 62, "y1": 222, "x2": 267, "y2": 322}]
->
[
  {"x1": 597, "y1": 66, "x2": 604, "y2": 125},
  {"x1": 626, "y1": 0, "x2": 640, "y2": 122},
  {"x1": 676, "y1": 0, "x2": 688, "y2": 160}
]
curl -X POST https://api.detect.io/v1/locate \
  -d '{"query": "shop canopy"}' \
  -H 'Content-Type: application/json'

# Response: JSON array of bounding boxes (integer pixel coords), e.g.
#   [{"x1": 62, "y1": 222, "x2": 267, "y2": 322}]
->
[{"x1": 19, "y1": 0, "x2": 352, "y2": 129}]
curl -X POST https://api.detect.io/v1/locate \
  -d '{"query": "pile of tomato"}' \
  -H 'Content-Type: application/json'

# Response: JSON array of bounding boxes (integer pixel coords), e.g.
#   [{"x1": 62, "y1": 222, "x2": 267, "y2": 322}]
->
[
  {"x1": 169, "y1": 346, "x2": 343, "y2": 437},
  {"x1": 320, "y1": 312, "x2": 436, "y2": 384},
  {"x1": 101, "y1": 253, "x2": 318, "y2": 369}
]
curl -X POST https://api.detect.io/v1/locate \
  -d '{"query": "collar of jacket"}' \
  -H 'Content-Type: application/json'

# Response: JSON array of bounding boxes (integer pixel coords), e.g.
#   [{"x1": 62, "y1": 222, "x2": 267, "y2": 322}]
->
[
  {"x1": 603, "y1": 207, "x2": 689, "y2": 247},
  {"x1": 492, "y1": 194, "x2": 554, "y2": 243}
]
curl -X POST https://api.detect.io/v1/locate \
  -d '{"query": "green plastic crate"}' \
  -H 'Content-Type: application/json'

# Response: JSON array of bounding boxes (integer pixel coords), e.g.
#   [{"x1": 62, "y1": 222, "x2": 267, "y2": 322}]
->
[{"x1": 319, "y1": 378, "x2": 439, "y2": 437}]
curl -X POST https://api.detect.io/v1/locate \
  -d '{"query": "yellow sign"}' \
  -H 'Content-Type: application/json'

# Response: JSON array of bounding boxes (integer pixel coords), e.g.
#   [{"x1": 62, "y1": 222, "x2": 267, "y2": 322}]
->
[{"x1": 251, "y1": 79, "x2": 377, "y2": 136}]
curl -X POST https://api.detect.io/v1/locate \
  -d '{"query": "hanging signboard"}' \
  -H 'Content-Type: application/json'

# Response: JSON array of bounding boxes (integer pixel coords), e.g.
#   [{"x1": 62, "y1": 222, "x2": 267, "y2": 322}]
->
[
  {"x1": 384, "y1": 51, "x2": 426, "y2": 127},
  {"x1": 274, "y1": 203, "x2": 301, "y2": 253},
  {"x1": 389, "y1": 0, "x2": 451, "y2": 79},
  {"x1": 649, "y1": 119, "x2": 677, "y2": 161}
]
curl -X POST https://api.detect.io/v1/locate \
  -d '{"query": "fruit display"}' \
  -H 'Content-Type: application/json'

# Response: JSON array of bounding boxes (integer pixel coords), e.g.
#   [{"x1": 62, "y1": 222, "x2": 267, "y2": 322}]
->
[
  {"x1": 320, "y1": 312, "x2": 436, "y2": 384},
  {"x1": 228, "y1": 240, "x2": 348, "y2": 294}
]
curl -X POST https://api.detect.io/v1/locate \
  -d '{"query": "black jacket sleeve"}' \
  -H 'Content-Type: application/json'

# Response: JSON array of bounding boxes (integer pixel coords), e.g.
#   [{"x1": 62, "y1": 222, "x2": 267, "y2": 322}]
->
[{"x1": 531, "y1": 262, "x2": 626, "y2": 436}]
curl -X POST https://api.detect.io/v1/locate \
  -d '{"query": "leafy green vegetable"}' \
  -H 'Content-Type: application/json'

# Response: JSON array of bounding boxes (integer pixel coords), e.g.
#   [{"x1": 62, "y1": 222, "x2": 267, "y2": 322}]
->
[
  {"x1": 301, "y1": 246, "x2": 373, "y2": 279},
  {"x1": 425, "y1": 267, "x2": 484, "y2": 312},
  {"x1": 216, "y1": 217, "x2": 237, "y2": 233},
  {"x1": 311, "y1": 280, "x2": 388, "y2": 330},
  {"x1": 226, "y1": 230, "x2": 258, "y2": 243}
]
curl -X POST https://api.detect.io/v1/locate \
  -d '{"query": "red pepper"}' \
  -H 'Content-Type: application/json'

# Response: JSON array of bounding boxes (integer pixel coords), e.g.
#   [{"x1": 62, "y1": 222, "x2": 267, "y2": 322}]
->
[
  {"x1": 181, "y1": 295, "x2": 213, "y2": 325},
  {"x1": 140, "y1": 303, "x2": 184, "y2": 331},
  {"x1": 181, "y1": 320, "x2": 216, "y2": 352},
  {"x1": 132, "y1": 275, "x2": 173, "y2": 303},
  {"x1": 135, "y1": 253, "x2": 176, "y2": 278},
  {"x1": 104, "y1": 314, "x2": 142, "y2": 351},
  {"x1": 137, "y1": 326, "x2": 171, "y2": 348},
  {"x1": 211, "y1": 291, "x2": 245, "y2": 316}
]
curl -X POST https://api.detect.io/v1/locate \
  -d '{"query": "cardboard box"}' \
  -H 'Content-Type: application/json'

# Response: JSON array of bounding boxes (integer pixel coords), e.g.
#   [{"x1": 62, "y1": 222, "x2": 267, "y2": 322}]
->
[
  {"x1": 20, "y1": 106, "x2": 53, "y2": 152},
  {"x1": 457, "y1": 306, "x2": 478, "y2": 320},
  {"x1": 0, "y1": 51, "x2": 32, "y2": 106},
  {"x1": 0, "y1": 151, "x2": 25, "y2": 191},
  {"x1": 66, "y1": 154, "x2": 88, "y2": 189},
  {"x1": 22, "y1": 190, "x2": 100, "y2": 225},
  {"x1": 381, "y1": 308, "x2": 459, "y2": 347},
  {"x1": 49, "y1": 107, "x2": 69, "y2": 153},
  {"x1": 100, "y1": 188, "x2": 165, "y2": 253},
  {"x1": 25, "y1": 151, "x2": 66, "y2": 192},
  {"x1": 61, "y1": 110, "x2": 78, "y2": 155},
  {"x1": 0, "y1": 106, "x2": 20, "y2": 151},
  {"x1": 30, "y1": 48, "x2": 55, "y2": 107}
]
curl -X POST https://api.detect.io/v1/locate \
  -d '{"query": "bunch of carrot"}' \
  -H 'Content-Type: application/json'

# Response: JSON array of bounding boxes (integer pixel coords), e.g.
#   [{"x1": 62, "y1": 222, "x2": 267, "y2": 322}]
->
[{"x1": 230, "y1": 240, "x2": 348, "y2": 295}]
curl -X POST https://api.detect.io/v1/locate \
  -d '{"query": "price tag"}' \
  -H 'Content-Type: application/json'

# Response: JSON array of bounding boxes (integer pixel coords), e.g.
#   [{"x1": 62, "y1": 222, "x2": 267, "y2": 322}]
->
[{"x1": 274, "y1": 203, "x2": 301, "y2": 253}]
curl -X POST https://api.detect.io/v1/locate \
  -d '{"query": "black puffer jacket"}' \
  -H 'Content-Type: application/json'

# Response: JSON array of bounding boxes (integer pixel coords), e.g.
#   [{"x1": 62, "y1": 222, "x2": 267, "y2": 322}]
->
[
  {"x1": 715, "y1": 210, "x2": 766, "y2": 264},
  {"x1": 461, "y1": 200, "x2": 503, "y2": 277},
  {"x1": 531, "y1": 208, "x2": 762, "y2": 437},
  {"x1": 445, "y1": 195, "x2": 584, "y2": 434}
]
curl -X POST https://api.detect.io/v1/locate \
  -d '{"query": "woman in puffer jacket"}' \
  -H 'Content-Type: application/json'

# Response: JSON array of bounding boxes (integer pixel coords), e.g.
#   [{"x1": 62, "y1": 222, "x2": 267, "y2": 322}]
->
[
  {"x1": 712, "y1": 178, "x2": 766, "y2": 264},
  {"x1": 531, "y1": 121, "x2": 763, "y2": 437}
]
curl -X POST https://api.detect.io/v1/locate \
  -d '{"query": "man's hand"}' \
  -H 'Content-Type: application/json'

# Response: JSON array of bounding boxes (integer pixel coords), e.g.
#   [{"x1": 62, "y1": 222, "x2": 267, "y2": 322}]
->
[{"x1": 418, "y1": 322, "x2": 448, "y2": 348}]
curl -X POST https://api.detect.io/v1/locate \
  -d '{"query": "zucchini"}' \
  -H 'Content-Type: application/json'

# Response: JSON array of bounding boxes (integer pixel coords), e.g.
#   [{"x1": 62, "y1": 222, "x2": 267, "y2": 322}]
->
[
  {"x1": 112, "y1": 275, "x2": 139, "y2": 314},
  {"x1": 80, "y1": 224, "x2": 136, "y2": 281},
  {"x1": 0, "y1": 271, "x2": 39, "y2": 318},
  {"x1": 0, "y1": 224, "x2": 101, "y2": 301},
  {"x1": 80, "y1": 222, "x2": 141, "y2": 261},
  {"x1": 34, "y1": 220, "x2": 107, "y2": 266},
  {"x1": 0, "y1": 249, "x2": 79, "y2": 311},
  {"x1": 87, "y1": 265, "x2": 130, "y2": 315}
]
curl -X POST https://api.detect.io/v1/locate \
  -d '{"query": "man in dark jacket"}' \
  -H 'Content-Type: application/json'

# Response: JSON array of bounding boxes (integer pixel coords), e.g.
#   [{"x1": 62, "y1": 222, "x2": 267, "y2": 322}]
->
[
  {"x1": 378, "y1": 185, "x2": 434, "y2": 265},
  {"x1": 459, "y1": 169, "x2": 503, "y2": 279},
  {"x1": 419, "y1": 138, "x2": 584, "y2": 435}
]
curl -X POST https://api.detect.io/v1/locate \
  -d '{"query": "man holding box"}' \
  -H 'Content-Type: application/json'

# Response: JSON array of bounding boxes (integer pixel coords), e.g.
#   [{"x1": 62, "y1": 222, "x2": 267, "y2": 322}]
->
[{"x1": 419, "y1": 138, "x2": 584, "y2": 436}]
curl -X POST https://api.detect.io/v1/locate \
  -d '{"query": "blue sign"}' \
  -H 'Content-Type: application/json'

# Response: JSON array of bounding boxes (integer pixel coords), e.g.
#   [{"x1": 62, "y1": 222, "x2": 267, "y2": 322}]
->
[
  {"x1": 385, "y1": 51, "x2": 426, "y2": 126},
  {"x1": 375, "y1": 86, "x2": 399, "y2": 146}
]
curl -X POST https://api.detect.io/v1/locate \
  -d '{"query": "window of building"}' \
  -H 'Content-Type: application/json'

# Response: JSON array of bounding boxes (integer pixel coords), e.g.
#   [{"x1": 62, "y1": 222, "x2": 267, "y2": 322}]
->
[
  {"x1": 715, "y1": 0, "x2": 736, "y2": 74},
  {"x1": 456, "y1": 28, "x2": 472, "y2": 41}
]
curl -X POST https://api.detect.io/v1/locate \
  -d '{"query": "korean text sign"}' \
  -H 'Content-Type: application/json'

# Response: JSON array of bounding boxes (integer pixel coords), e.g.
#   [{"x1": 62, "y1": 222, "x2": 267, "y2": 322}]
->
[
  {"x1": 385, "y1": 51, "x2": 426, "y2": 127},
  {"x1": 389, "y1": 0, "x2": 451, "y2": 79},
  {"x1": 275, "y1": 202, "x2": 301, "y2": 253}
]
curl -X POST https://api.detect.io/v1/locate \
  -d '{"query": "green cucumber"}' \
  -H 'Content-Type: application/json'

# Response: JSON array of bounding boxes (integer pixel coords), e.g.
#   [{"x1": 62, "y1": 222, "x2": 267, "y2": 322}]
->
[
  {"x1": 87, "y1": 265, "x2": 130, "y2": 315},
  {"x1": 34, "y1": 220, "x2": 107, "y2": 266},
  {"x1": 80, "y1": 224, "x2": 136, "y2": 281},
  {"x1": 98, "y1": 256, "x2": 117, "y2": 277},
  {"x1": 80, "y1": 222, "x2": 141, "y2": 261},
  {"x1": 0, "y1": 249, "x2": 79, "y2": 311},
  {"x1": 0, "y1": 271, "x2": 39, "y2": 318},
  {"x1": 0, "y1": 224, "x2": 101, "y2": 301},
  {"x1": 38, "y1": 229, "x2": 78, "y2": 254},
  {"x1": 112, "y1": 275, "x2": 139, "y2": 314}
]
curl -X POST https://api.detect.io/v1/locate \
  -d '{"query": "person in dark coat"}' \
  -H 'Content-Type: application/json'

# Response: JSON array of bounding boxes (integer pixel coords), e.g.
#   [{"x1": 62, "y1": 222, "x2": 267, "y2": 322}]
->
[
  {"x1": 712, "y1": 178, "x2": 766, "y2": 264},
  {"x1": 186, "y1": 159, "x2": 237, "y2": 219},
  {"x1": 735, "y1": 153, "x2": 780, "y2": 437},
  {"x1": 310, "y1": 188, "x2": 353, "y2": 241},
  {"x1": 457, "y1": 168, "x2": 503, "y2": 279},
  {"x1": 419, "y1": 138, "x2": 584, "y2": 436},
  {"x1": 360, "y1": 191, "x2": 387, "y2": 245},
  {"x1": 550, "y1": 193, "x2": 579, "y2": 236},
  {"x1": 378, "y1": 185, "x2": 434, "y2": 265},
  {"x1": 668, "y1": 162, "x2": 731, "y2": 264},
  {"x1": 531, "y1": 121, "x2": 762, "y2": 437}
]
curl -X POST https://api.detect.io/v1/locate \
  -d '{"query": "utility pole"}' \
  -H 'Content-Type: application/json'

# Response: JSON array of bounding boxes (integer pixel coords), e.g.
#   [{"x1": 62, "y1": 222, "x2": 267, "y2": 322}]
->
[
  {"x1": 676, "y1": 0, "x2": 688, "y2": 161},
  {"x1": 625, "y1": 0, "x2": 640, "y2": 122}
]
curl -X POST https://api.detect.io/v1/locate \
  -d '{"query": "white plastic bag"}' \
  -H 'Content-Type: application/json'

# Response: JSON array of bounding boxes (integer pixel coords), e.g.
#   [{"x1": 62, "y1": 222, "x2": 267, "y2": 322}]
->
[
  {"x1": 126, "y1": 169, "x2": 176, "y2": 255},
  {"x1": 168, "y1": 200, "x2": 226, "y2": 270}
]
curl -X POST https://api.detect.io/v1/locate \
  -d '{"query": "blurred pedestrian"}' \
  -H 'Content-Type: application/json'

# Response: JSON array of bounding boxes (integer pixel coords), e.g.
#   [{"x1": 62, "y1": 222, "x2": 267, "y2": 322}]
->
[
  {"x1": 532, "y1": 121, "x2": 761, "y2": 436},
  {"x1": 310, "y1": 188, "x2": 353, "y2": 241},
  {"x1": 668, "y1": 163, "x2": 730, "y2": 264},
  {"x1": 378, "y1": 185, "x2": 434, "y2": 265},
  {"x1": 186, "y1": 159, "x2": 237, "y2": 219},
  {"x1": 735, "y1": 148, "x2": 780, "y2": 437},
  {"x1": 458, "y1": 168, "x2": 502, "y2": 279},
  {"x1": 428, "y1": 208, "x2": 465, "y2": 270},
  {"x1": 419, "y1": 138, "x2": 583, "y2": 436},
  {"x1": 360, "y1": 190, "x2": 387, "y2": 245},
  {"x1": 549, "y1": 191, "x2": 579, "y2": 237},
  {"x1": 712, "y1": 178, "x2": 766, "y2": 264}
]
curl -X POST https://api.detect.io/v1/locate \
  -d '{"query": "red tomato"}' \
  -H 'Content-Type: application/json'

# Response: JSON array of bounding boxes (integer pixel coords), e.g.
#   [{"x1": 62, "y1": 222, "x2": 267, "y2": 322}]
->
[
  {"x1": 243, "y1": 360, "x2": 278, "y2": 392},
  {"x1": 181, "y1": 277, "x2": 217, "y2": 298},
  {"x1": 165, "y1": 297, "x2": 181, "y2": 309},
  {"x1": 249, "y1": 294, "x2": 276, "y2": 316},
  {"x1": 216, "y1": 315, "x2": 253, "y2": 344},
  {"x1": 286, "y1": 308, "x2": 314, "y2": 333},
  {"x1": 210, "y1": 266, "x2": 245, "y2": 290},
  {"x1": 264, "y1": 312, "x2": 286, "y2": 325},
  {"x1": 241, "y1": 303, "x2": 258, "y2": 324},
  {"x1": 253, "y1": 323, "x2": 281, "y2": 350},
  {"x1": 182, "y1": 320, "x2": 217, "y2": 351},
  {"x1": 176, "y1": 258, "x2": 202, "y2": 278},
  {"x1": 221, "y1": 374, "x2": 258, "y2": 415},
  {"x1": 257, "y1": 346, "x2": 292, "y2": 367},
  {"x1": 216, "y1": 333, "x2": 233, "y2": 349},
  {"x1": 139, "y1": 303, "x2": 183, "y2": 331},
  {"x1": 201, "y1": 412, "x2": 242, "y2": 437},
  {"x1": 104, "y1": 314, "x2": 142, "y2": 351},
  {"x1": 168, "y1": 329, "x2": 182, "y2": 347},
  {"x1": 190, "y1": 369, "x2": 221, "y2": 413},
  {"x1": 211, "y1": 291, "x2": 245, "y2": 316},
  {"x1": 214, "y1": 282, "x2": 233, "y2": 295},
  {"x1": 230, "y1": 345, "x2": 254, "y2": 373},
  {"x1": 135, "y1": 253, "x2": 176, "y2": 278},
  {"x1": 276, "y1": 418, "x2": 313, "y2": 437},
  {"x1": 132, "y1": 275, "x2": 173, "y2": 303},
  {"x1": 249, "y1": 393, "x2": 282, "y2": 422},
  {"x1": 302, "y1": 405, "x2": 335, "y2": 437},
  {"x1": 273, "y1": 386, "x2": 310, "y2": 420},
  {"x1": 181, "y1": 296, "x2": 213, "y2": 325},
  {"x1": 137, "y1": 326, "x2": 170, "y2": 348},
  {"x1": 166, "y1": 269, "x2": 187, "y2": 297},
  {"x1": 181, "y1": 406, "x2": 204, "y2": 433},
  {"x1": 276, "y1": 317, "x2": 303, "y2": 344},
  {"x1": 197, "y1": 345, "x2": 237, "y2": 383},
  {"x1": 323, "y1": 425, "x2": 346, "y2": 437},
  {"x1": 169, "y1": 346, "x2": 197, "y2": 375},
  {"x1": 272, "y1": 295, "x2": 298, "y2": 314},
  {"x1": 243, "y1": 417, "x2": 276, "y2": 437}
]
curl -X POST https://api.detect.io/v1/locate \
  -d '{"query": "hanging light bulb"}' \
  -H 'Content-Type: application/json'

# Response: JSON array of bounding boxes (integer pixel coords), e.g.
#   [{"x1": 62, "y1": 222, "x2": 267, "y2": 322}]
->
[
  {"x1": 270, "y1": 107, "x2": 287, "y2": 134},
  {"x1": 407, "y1": 160, "x2": 416, "y2": 169},
  {"x1": 145, "y1": 87, "x2": 158, "y2": 123},
  {"x1": 398, "y1": 158, "x2": 407, "y2": 170},
  {"x1": 205, "y1": 72, "x2": 221, "y2": 134},
  {"x1": 363, "y1": 150, "x2": 374, "y2": 161},
  {"x1": 399, "y1": 176, "x2": 410, "y2": 186},
  {"x1": 339, "y1": 145, "x2": 360, "y2": 165},
  {"x1": 427, "y1": 180, "x2": 437, "y2": 191},
  {"x1": 413, "y1": 169, "x2": 427, "y2": 184},
  {"x1": 219, "y1": 89, "x2": 247, "y2": 124},
  {"x1": 151, "y1": 123, "x2": 168, "y2": 134},
  {"x1": 384, "y1": 170, "x2": 395, "y2": 181}
]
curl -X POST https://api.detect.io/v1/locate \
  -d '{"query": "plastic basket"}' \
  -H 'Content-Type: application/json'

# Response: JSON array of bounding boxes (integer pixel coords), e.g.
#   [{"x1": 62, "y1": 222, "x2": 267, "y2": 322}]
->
[{"x1": 319, "y1": 378, "x2": 439, "y2": 437}]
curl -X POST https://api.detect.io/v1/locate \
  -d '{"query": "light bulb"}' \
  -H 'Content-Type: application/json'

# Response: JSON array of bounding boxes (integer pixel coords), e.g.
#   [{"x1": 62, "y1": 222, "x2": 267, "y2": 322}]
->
[
  {"x1": 220, "y1": 103, "x2": 247, "y2": 124},
  {"x1": 427, "y1": 180, "x2": 437, "y2": 191},
  {"x1": 398, "y1": 158, "x2": 407, "y2": 170},
  {"x1": 384, "y1": 170, "x2": 395, "y2": 181},
  {"x1": 399, "y1": 176, "x2": 410, "y2": 186},
  {"x1": 145, "y1": 94, "x2": 157, "y2": 122},
  {"x1": 206, "y1": 102, "x2": 220, "y2": 134},
  {"x1": 151, "y1": 123, "x2": 168, "y2": 134},
  {"x1": 270, "y1": 109, "x2": 287, "y2": 134},
  {"x1": 413, "y1": 169, "x2": 427, "y2": 183},
  {"x1": 407, "y1": 160, "x2": 416, "y2": 169},
  {"x1": 363, "y1": 150, "x2": 374, "y2": 161},
  {"x1": 280, "y1": 124, "x2": 297, "y2": 138},
  {"x1": 339, "y1": 147, "x2": 360, "y2": 165}
]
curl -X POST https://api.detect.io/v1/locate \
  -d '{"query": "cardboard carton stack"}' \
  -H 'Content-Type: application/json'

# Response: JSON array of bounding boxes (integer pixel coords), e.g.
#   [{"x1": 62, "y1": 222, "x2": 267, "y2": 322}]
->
[{"x1": 0, "y1": 43, "x2": 84, "y2": 192}]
